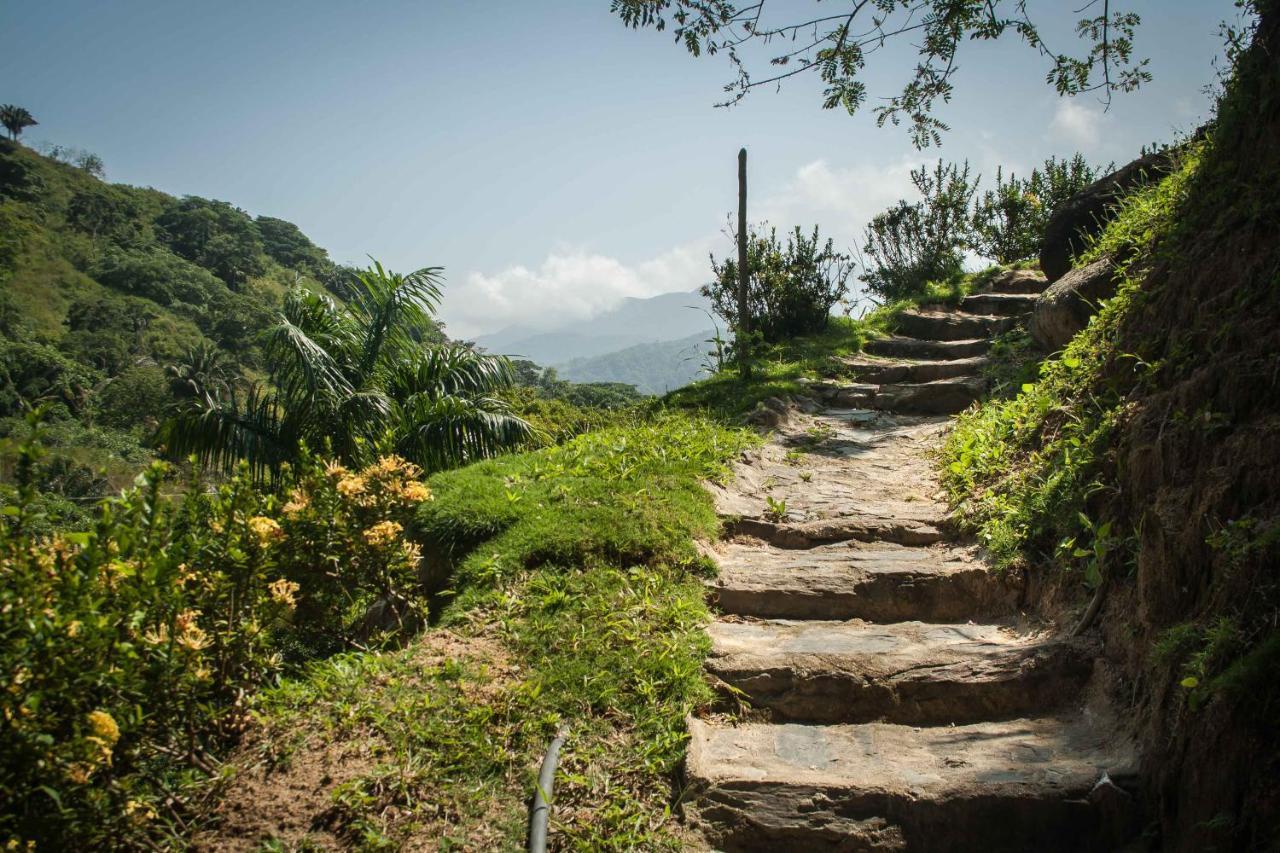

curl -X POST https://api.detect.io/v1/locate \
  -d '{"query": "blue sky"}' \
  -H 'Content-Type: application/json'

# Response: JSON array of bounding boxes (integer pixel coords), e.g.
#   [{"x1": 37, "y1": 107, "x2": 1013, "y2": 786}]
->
[{"x1": 3, "y1": 1, "x2": 1238, "y2": 337}]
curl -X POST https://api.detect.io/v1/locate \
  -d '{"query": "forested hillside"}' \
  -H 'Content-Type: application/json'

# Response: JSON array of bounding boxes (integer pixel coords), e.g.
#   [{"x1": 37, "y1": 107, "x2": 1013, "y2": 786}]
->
[{"x1": 0, "y1": 138, "x2": 375, "y2": 520}]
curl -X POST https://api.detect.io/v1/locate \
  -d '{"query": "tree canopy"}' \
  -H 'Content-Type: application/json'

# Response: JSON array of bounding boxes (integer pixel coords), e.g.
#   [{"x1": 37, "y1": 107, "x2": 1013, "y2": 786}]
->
[{"x1": 611, "y1": 0, "x2": 1150, "y2": 147}]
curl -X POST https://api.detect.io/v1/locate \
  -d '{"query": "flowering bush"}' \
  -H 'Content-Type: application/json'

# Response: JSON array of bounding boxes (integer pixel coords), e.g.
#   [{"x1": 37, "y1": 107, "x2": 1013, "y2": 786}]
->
[{"x1": 0, "y1": 422, "x2": 432, "y2": 847}]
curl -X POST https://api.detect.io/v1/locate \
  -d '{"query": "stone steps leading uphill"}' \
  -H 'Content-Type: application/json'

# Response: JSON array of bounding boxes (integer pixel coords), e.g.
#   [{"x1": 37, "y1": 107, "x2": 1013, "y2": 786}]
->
[{"x1": 687, "y1": 267, "x2": 1140, "y2": 851}]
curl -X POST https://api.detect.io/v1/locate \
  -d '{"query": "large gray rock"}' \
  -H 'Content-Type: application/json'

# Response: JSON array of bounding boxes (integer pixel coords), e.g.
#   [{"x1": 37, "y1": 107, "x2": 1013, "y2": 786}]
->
[
  {"x1": 1039, "y1": 150, "x2": 1176, "y2": 282},
  {"x1": 1030, "y1": 258, "x2": 1117, "y2": 351}
]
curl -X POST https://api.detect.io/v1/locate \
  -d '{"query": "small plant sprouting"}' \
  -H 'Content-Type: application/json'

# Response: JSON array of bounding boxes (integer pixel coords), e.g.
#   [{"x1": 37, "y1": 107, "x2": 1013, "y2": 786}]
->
[{"x1": 765, "y1": 495, "x2": 788, "y2": 521}]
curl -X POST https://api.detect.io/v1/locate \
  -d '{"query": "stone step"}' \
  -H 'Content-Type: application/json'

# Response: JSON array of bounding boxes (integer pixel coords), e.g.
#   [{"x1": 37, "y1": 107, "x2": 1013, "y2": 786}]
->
[
  {"x1": 896, "y1": 310, "x2": 1017, "y2": 342},
  {"x1": 960, "y1": 292, "x2": 1038, "y2": 317},
  {"x1": 873, "y1": 376, "x2": 986, "y2": 415},
  {"x1": 836, "y1": 355, "x2": 988, "y2": 385},
  {"x1": 864, "y1": 336, "x2": 990, "y2": 361},
  {"x1": 985, "y1": 268, "x2": 1049, "y2": 295},
  {"x1": 729, "y1": 512, "x2": 946, "y2": 549},
  {"x1": 685, "y1": 716, "x2": 1140, "y2": 852},
  {"x1": 706, "y1": 621, "x2": 1092, "y2": 725},
  {"x1": 710, "y1": 540, "x2": 1020, "y2": 622}
]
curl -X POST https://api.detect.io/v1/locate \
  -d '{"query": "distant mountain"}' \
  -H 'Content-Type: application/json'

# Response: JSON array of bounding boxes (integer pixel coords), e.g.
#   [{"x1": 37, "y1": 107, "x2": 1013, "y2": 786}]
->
[
  {"x1": 473, "y1": 290, "x2": 716, "y2": 364},
  {"x1": 555, "y1": 330, "x2": 719, "y2": 395}
]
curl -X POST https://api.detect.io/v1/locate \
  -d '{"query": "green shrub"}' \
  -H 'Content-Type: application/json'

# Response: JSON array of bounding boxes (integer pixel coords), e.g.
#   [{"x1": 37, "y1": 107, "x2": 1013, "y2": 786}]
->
[
  {"x1": 0, "y1": 418, "x2": 435, "y2": 847},
  {"x1": 970, "y1": 154, "x2": 1101, "y2": 264},
  {"x1": 859, "y1": 160, "x2": 976, "y2": 302},
  {"x1": 706, "y1": 224, "x2": 853, "y2": 344}
]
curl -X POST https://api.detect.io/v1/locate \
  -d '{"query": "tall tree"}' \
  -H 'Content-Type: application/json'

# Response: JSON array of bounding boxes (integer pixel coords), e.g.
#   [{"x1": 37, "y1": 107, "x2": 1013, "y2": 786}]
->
[
  {"x1": 157, "y1": 261, "x2": 532, "y2": 478},
  {"x1": 0, "y1": 105, "x2": 37, "y2": 141},
  {"x1": 612, "y1": 1, "x2": 1151, "y2": 147}
]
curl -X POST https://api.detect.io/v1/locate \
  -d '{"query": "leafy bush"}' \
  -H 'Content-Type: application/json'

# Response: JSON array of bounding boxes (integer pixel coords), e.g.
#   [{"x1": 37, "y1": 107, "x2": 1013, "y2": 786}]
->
[
  {"x1": 0, "y1": 418, "x2": 435, "y2": 848},
  {"x1": 706, "y1": 224, "x2": 852, "y2": 343},
  {"x1": 970, "y1": 155, "x2": 1101, "y2": 264},
  {"x1": 860, "y1": 160, "x2": 976, "y2": 302}
]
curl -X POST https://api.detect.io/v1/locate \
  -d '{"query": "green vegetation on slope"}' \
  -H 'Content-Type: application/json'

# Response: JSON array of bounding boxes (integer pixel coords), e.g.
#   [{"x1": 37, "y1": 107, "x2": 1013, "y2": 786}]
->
[
  {"x1": 942, "y1": 151, "x2": 1201, "y2": 574},
  {"x1": 217, "y1": 413, "x2": 754, "y2": 849}
]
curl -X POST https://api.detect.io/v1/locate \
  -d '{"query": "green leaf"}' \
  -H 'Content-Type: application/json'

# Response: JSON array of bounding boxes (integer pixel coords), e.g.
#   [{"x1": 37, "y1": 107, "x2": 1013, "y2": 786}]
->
[
  {"x1": 1020, "y1": 383, "x2": 1035, "y2": 394},
  {"x1": 1180, "y1": 676, "x2": 1200, "y2": 689},
  {"x1": 1, "y1": 506, "x2": 19, "y2": 516},
  {"x1": 1063, "y1": 356, "x2": 1081, "y2": 369}
]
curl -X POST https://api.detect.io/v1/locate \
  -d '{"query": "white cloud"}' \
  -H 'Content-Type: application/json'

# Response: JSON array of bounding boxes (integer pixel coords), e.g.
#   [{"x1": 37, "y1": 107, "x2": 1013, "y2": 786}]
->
[
  {"x1": 443, "y1": 156, "x2": 926, "y2": 338},
  {"x1": 440, "y1": 240, "x2": 711, "y2": 339},
  {"x1": 1048, "y1": 99, "x2": 1104, "y2": 150},
  {"x1": 757, "y1": 158, "x2": 921, "y2": 244}
]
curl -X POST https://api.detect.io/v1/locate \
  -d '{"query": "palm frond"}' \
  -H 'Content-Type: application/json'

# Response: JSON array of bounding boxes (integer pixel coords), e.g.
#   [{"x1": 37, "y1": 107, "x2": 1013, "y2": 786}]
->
[
  {"x1": 394, "y1": 393, "x2": 533, "y2": 473},
  {"x1": 155, "y1": 386, "x2": 293, "y2": 481}
]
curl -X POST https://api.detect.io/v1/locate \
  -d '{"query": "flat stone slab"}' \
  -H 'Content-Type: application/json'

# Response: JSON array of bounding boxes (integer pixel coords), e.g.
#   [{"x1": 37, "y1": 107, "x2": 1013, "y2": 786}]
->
[
  {"x1": 896, "y1": 309, "x2": 1017, "y2": 342},
  {"x1": 985, "y1": 269, "x2": 1049, "y2": 295},
  {"x1": 873, "y1": 376, "x2": 987, "y2": 415},
  {"x1": 960, "y1": 292, "x2": 1038, "y2": 317},
  {"x1": 685, "y1": 716, "x2": 1139, "y2": 852},
  {"x1": 835, "y1": 355, "x2": 988, "y2": 385},
  {"x1": 710, "y1": 540, "x2": 1020, "y2": 622},
  {"x1": 707, "y1": 620, "x2": 1092, "y2": 725},
  {"x1": 864, "y1": 336, "x2": 991, "y2": 361},
  {"x1": 708, "y1": 412, "x2": 952, "y2": 547}
]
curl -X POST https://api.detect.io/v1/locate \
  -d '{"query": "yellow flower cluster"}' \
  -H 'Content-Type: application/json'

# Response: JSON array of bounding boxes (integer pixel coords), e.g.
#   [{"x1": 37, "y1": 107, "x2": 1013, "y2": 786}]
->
[
  {"x1": 66, "y1": 710, "x2": 121, "y2": 784},
  {"x1": 281, "y1": 489, "x2": 310, "y2": 516},
  {"x1": 362, "y1": 520, "x2": 403, "y2": 548},
  {"x1": 268, "y1": 578, "x2": 300, "y2": 608},
  {"x1": 174, "y1": 609, "x2": 209, "y2": 651},
  {"x1": 248, "y1": 515, "x2": 283, "y2": 547}
]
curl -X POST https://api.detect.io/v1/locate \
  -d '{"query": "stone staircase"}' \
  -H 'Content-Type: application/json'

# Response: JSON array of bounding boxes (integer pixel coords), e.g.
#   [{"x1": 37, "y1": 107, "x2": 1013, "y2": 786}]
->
[
  {"x1": 686, "y1": 270, "x2": 1140, "y2": 851},
  {"x1": 801, "y1": 269, "x2": 1048, "y2": 416}
]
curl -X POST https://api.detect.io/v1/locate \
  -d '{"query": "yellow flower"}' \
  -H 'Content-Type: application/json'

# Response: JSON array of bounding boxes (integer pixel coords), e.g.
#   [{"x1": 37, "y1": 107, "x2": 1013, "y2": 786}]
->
[
  {"x1": 362, "y1": 520, "x2": 403, "y2": 548},
  {"x1": 66, "y1": 620, "x2": 82, "y2": 638},
  {"x1": 402, "y1": 540, "x2": 423, "y2": 564},
  {"x1": 248, "y1": 516, "x2": 284, "y2": 546},
  {"x1": 336, "y1": 476, "x2": 367, "y2": 498},
  {"x1": 325, "y1": 460, "x2": 350, "y2": 478},
  {"x1": 268, "y1": 578, "x2": 300, "y2": 608},
  {"x1": 87, "y1": 710, "x2": 120, "y2": 745},
  {"x1": 174, "y1": 609, "x2": 209, "y2": 651},
  {"x1": 400, "y1": 481, "x2": 432, "y2": 503},
  {"x1": 281, "y1": 489, "x2": 310, "y2": 516},
  {"x1": 124, "y1": 799, "x2": 157, "y2": 824}
]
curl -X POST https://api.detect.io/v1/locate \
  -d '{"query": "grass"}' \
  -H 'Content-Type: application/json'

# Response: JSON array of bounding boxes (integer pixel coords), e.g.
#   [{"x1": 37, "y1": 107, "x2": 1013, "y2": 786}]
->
[{"x1": 214, "y1": 412, "x2": 756, "y2": 849}]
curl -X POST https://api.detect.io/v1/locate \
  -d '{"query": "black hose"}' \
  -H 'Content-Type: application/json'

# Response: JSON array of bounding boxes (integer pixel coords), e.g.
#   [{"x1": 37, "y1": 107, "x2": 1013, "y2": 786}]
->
[{"x1": 528, "y1": 724, "x2": 569, "y2": 853}]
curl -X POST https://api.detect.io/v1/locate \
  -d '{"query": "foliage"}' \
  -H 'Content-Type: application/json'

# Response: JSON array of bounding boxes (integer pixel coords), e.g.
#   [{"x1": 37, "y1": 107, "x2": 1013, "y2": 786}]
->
[
  {"x1": 940, "y1": 151, "x2": 1200, "y2": 572},
  {"x1": 970, "y1": 154, "x2": 1102, "y2": 264},
  {"x1": 158, "y1": 262, "x2": 532, "y2": 479},
  {"x1": 707, "y1": 224, "x2": 852, "y2": 344},
  {"x1": 155, "y1": 196, "x2": 268, "y2": 288},
  {"x1": 0, "y1": 415, "x2": 434, "y2": 848},
  {"x1": 0, "y1": 105, "x2": 38, "y2": 141},
  {"x1": 612, "y1": 1, "x2": 1150, "y2": 147},
  {"x1": 860, "y1": 160, "x2": 976, "y2": 302}
]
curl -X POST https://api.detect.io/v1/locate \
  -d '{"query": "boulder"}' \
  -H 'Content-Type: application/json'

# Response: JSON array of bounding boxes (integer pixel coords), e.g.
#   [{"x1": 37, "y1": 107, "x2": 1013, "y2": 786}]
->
[
  {"x1": 1039, "y1": 150, "x2": 1176, "y2": 282},
  {"x1": 1029, "y1": 258, "x2": 1117, "y2": 351}
]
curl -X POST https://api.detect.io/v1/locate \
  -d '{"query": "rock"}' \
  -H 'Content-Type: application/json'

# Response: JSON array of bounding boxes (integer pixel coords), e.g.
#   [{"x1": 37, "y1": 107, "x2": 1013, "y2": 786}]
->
[
  {"x1": 1039, "y1": 150, "x2": 1176, "y2": 282},
  {"x1": 986, "y1": 268, "x2": 1049, "y2": 294},
  {"x1": 1030, "y1": 258, "x2": 1117, "y2": 351},
  {"x1": 896, "y1": 309, "x2": 1017, "y2": 341},
  {"x1": 744, "y1": 403, "x2": 786, "y2": 429}
]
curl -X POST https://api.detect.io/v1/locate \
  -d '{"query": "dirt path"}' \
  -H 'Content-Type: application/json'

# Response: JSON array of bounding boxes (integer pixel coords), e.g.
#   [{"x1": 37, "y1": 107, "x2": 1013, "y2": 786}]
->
[{"x1": 686, "y1": 271, "x2": 1140, "y2": 851}]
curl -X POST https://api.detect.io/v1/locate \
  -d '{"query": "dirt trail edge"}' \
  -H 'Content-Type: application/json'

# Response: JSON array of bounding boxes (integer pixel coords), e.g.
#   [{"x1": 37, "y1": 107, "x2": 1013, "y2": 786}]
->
[{"x1": 686, "y1": 270, "x2": 1141, "y2": 852}]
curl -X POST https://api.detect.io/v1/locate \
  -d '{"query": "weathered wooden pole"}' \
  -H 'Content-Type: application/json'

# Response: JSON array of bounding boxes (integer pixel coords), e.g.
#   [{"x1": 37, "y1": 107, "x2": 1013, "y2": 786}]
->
[{"x1": 736, "y1": 147, "x2": 751, "y2": 378}]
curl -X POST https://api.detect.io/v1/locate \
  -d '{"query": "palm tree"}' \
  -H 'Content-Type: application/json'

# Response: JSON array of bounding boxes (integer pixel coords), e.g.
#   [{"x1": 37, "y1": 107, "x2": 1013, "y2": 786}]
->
[
  {"x1": 158, "y1": 261, "x2": 532, "y2": 478},
  {"x1": 0, "y1": 105, "x2": 37, "y2": 141},
  {"x1": 166, "y1": 342, "x2": 231, "y2": 400}
]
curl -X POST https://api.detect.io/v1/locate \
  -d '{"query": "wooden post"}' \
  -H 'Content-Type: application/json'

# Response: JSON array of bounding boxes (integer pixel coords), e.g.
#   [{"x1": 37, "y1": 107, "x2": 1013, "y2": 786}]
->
[{"x1": 736, "y1": 147, "x2": 751, "y2": 378}]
